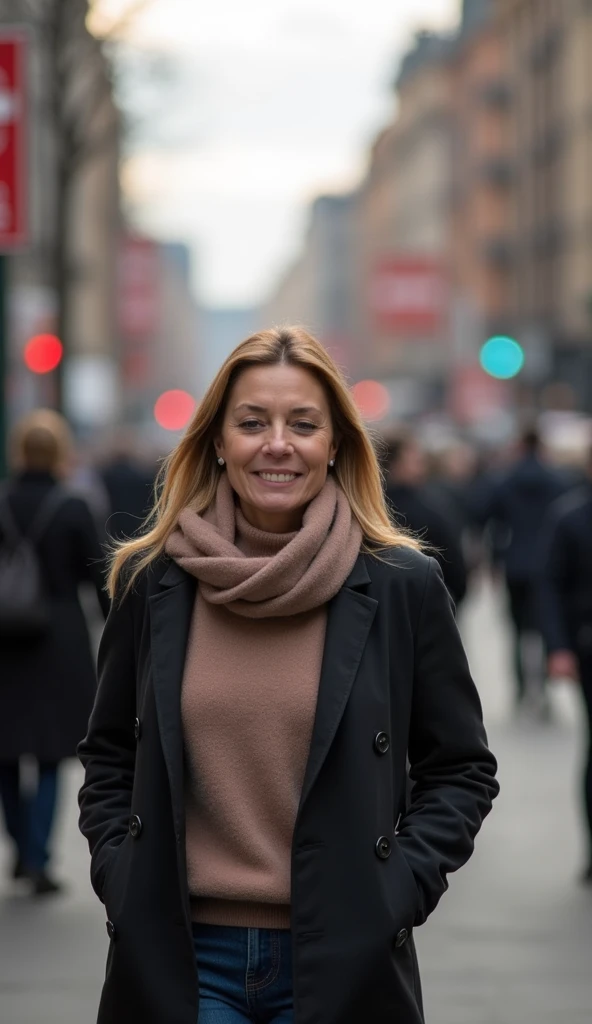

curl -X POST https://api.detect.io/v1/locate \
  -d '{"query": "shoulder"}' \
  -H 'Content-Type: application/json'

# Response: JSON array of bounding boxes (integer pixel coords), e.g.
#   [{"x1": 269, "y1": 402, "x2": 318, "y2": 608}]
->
[
  {"x1": 113, "y1": 552, "x2": 174, "y2": 608},
  {"x1": 363, "y1": 544, "x2": 435, "y2": 594},
  {"x1": 361, "y1": 547, "x2": 452, "y2": 632},
  {"x1": 58, "y1": 491, "x2": 95, "y2": 519},
  {"x1": 548, "y1": 487, "x2": 592, "y2": 531}
]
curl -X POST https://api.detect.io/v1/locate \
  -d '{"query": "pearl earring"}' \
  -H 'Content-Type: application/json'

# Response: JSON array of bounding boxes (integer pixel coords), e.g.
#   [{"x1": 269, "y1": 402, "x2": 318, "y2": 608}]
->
[
  {"x1": 329, "y1": 459, "x2": 335, "y2": 468},
  {"x1": 217, "y1": 456, "x2": 225, "y2": 467}
]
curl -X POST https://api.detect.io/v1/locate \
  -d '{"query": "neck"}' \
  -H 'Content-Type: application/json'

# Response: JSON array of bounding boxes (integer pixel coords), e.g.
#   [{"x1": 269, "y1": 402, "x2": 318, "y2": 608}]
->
[{"x1": 239, "y1": 500, "x2": 304, "y2": 534}]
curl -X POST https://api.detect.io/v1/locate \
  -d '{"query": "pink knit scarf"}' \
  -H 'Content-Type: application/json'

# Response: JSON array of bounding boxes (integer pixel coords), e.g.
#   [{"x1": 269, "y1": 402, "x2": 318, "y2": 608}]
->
[{"x1": 165, "y1": 474, "x2": 362, "y2": 618}]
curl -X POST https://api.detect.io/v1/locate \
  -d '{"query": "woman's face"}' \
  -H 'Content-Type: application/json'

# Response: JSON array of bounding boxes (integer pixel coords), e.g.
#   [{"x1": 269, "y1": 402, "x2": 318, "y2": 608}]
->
[{"x1": 215, "y1": 363, "x2": 338, "y2": 532}]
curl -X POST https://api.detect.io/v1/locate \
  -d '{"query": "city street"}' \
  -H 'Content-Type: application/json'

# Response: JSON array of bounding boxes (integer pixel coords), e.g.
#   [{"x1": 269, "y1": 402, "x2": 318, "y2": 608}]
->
[{"x1": 1, "y1": 576, "x2": 591, "y2": 1024}]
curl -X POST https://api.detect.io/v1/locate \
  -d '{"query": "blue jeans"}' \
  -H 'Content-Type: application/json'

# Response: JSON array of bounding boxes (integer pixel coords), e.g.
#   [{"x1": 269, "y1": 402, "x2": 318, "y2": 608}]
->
[
  {"x1": 0, "y1": 760, "x2": 59, "y2": 872},
  {"x1": 192, "y1": 923, "x2": 294, "y2": 1023}
]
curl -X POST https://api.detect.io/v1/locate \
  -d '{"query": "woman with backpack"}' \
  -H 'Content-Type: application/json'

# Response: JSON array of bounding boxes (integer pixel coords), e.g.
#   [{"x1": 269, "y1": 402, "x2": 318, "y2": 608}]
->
[{"x1": 0, "y1": 409, "x2": 110, "y2": 895}]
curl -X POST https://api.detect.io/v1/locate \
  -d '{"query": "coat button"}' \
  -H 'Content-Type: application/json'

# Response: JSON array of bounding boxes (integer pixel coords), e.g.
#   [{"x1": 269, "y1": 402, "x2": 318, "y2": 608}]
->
[
  {"x1": 106, "y1": 920, "x2": 116, "y2": 940},
  {"x1": 134, "y1": 717, "x2": 141, "y2": 741},
  {"x1": 374, "y1": 731, "x2": 390, "y2": 755},
  {"x1": 375, "y1": 836, "x2": 392, "y2": 860},
  {"x1": 395, "y1": 928, "x2": 409, "y2": 948},
  {"x1": 129, "y1": 814, "x2": 142, "y2": 839}
]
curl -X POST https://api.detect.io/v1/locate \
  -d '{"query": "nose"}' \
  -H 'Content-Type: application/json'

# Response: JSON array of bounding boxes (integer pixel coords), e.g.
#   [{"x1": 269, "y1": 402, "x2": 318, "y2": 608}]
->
[{"x1": 263, "y1": 425, "x2": 293, "y2": 457}]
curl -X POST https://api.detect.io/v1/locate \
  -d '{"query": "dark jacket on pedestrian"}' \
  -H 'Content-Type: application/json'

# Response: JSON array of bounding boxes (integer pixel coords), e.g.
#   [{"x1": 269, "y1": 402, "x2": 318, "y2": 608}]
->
[
  {"x1": 78, "y1": 547, "x2": 497, "y2": 1024},
  {"x1": 101, "y1": 457, "x2": 156, "y2": 541},
  {"x1": 385, "y1": 483, "x2": 468, "y2": 605},
  {"x1": 477, "y1": 454, "x2": 566, "y2": 582},
  {"x1": 0, "y1": 471, "x2": 110, "y2": 763},
  {"x1": 539, "y1": 484, "x2": 592, "y2": 656}
]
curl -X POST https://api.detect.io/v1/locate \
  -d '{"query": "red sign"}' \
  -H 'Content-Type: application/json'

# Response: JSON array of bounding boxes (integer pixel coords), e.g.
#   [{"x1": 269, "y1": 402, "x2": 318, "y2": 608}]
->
[
  {"x1": 0, "y1": 30, "x2": 28, "y2": 248},
  {"x1": 118, "y1": 234, "x2": 160, "y2": 341},
  {"x1": 370, "y1": 257, "x2": 447, "y2": 334}
]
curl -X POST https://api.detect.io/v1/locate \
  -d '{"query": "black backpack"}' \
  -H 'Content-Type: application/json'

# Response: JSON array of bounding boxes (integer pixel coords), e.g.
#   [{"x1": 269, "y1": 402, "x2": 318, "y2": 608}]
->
[{"x1": 0, "y1": 485, "x2": 69, "y2": 639}]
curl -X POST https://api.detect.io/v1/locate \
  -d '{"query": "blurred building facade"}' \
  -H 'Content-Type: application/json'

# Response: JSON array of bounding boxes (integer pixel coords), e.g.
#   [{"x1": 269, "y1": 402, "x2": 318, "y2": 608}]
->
[
  {"x1": 498, "y1": 0, "x2": 592, "y2": 407},
  {"x1": 354, "y1": 28, "x2": 456, "y2": 407},
  {"x1": 119, "y1": 237, "x2": 201, "y2": 430},
  {"x1": 263, "y1": 0, "x2": 592, "y2": 424},
  {"x1": 1, "y1": 0, "x2": 123, "y2": 435},
  {"x1": 262, "y1": 194, "x2": 359, "y2": 377},
  {"x1": 198, "y1": 307, "x2": 260, "y2": 387}
]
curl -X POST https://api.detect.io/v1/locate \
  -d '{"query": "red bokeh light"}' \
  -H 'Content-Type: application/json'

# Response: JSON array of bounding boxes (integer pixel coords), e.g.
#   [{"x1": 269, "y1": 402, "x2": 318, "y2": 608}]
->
[
  {"x1": 351, "y1": 380, "x2": 390, "y2": 421},
  {"x1": 154, "y1": 389, "x2": 196, "y2": 431},
  {"x1": 23, "y1": 334, "x2": 63, "y2": 374}
]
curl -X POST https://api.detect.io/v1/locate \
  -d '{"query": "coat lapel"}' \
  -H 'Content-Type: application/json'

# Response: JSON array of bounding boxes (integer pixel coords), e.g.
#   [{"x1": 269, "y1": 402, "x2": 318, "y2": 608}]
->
[
  {"x1": 149, "y1": 561, "x2": 196, "y2": 837},
  {"x1": 299, "y1": 554, "x2": 377, "y2": 811}
]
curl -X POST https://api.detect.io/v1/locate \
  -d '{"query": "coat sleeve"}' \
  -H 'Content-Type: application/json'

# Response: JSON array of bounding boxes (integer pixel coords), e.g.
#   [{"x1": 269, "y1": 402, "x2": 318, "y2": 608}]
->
[
  {"x1": 77, "y1": 585, "x2": 137, "y2": 901},
  {"x1": 396, "y1": 558, "x2": 499, "y2": 926}
]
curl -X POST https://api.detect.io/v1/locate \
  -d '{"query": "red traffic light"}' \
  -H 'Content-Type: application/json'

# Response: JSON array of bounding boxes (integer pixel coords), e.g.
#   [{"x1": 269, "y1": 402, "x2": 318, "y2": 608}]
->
[
  {"x1": 351, "y1": 379, "x2": 390, "y2": 421},
  {"x1": 154, "y1": 389, "x2": 196, "y2": 431},
  {"x1": 24, "y1": 334, "x2": 63, "y2": 374}
]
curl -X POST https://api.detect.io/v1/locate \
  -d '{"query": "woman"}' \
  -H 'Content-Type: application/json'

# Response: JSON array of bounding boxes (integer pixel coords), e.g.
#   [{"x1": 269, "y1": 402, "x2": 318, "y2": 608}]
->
[
  {"x1": 78, "y1": 327, "x2": 498, "y2": 1024},
  {"x1": 0, "y1": 410, "x2": 109, "y2": 895}
]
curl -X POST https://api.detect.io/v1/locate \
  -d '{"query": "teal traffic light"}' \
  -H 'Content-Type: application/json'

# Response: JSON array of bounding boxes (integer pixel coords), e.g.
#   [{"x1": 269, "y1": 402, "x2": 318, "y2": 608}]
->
[{"x1": 480, "y1": 336, "x2": 524, "y2": 379}]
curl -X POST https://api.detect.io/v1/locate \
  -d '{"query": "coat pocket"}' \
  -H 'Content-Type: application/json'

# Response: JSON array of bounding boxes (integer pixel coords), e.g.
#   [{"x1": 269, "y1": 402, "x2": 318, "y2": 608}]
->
[
  {"x1": 392, "y1": 838, "x2": 421, "y2": 928},
  {"x1": 102, "y1": 834, "x2": 130, "y2": 916}
]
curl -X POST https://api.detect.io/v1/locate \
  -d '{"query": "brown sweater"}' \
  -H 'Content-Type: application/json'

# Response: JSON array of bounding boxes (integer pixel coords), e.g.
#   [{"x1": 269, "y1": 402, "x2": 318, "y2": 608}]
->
[{"x1": 166, "y1": 476, "x2": 362, "y2": 928}]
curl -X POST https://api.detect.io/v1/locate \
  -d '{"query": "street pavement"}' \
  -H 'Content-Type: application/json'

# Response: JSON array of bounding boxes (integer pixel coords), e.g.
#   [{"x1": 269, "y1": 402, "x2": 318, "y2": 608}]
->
[{"x1": 1, "y1": 574, "x2": 591, "y2": 1023}]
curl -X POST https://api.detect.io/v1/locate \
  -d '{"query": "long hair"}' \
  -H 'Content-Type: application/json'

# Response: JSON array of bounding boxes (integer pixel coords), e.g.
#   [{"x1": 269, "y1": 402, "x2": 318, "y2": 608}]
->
[{"x1": 108, "y1": 326, "x2": 421, "y2": 598}]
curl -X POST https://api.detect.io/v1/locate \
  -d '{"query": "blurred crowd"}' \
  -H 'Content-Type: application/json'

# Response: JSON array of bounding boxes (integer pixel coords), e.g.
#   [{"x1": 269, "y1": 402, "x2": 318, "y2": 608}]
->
[{"x1": 1, "y1": 408, "x2": 592, "y2": 893}]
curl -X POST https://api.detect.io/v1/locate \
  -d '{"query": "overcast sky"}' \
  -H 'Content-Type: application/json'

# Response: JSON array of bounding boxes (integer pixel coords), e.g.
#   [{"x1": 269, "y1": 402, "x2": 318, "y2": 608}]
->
[{"x1": 96, "y1": 0, "x2": 460, "y2": 307}]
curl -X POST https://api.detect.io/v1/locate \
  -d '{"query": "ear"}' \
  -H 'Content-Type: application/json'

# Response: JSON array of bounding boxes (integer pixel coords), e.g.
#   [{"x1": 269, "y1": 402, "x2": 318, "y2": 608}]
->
[
  {"x1": 213, "y1": 433, "x2": 224, "y2": 459},
  {"x1": 329, "y1": 433, "x2": 340, "y2": 464}
]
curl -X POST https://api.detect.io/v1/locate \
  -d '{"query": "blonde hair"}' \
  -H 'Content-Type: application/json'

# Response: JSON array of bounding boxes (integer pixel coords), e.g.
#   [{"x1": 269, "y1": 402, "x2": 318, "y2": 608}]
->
[
  {"x1": 108, "y1": 326, "x2": 421, "y2": 598},
  {"x1": 11, "y1": 408, "x2": 73, "y2": 475}
]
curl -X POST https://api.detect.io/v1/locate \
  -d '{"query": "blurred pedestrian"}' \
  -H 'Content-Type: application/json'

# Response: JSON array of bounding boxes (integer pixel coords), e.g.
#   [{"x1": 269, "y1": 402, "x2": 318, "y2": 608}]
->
[
  {"x1": 100, "y1": 432, "x2": 156, "y2": 541},
  {"x1": 539, "y1": 447, "x2": 592, "y2": 882},
  {"x1": 478, "y1": 426, "x2": 566, "y2": 712},
  {"x1": 0, "y1": 410, "x2": 109, "y2": 896},
  {"x1": 78, "y1": 327, "x2": 497, "y2": 1024},
  {"x1": 384, "y1": 431, "x2": 468, "y2": 606},
  {"x1": 426, "y1": 441, "x2": 485, "y2": 576}
]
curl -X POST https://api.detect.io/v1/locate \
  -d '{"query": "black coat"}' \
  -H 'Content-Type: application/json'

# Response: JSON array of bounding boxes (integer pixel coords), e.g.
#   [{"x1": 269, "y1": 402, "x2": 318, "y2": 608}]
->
[
  {"x1": 0, "y1": 472, "x2": 110, "y2": 763},
  {"x1": 385, "y1": 484, "x2": 468, "y2": 605},
  {"x1": 539, "y1": 484, "x2": 592, "y2": 657},
  {"x1": 78, "y1": 547, "x2": 498, "y2": 1024},
  {"x1": 477, "y1": 455, "x2": 566, "y2": 583}
]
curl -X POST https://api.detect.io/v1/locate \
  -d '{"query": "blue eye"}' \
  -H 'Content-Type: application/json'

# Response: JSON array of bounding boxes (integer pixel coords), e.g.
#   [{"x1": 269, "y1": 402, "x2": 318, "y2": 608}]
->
[
  {"x1": 294, "y1": 421, "x2": 317, "y2": 432},
  {"x1": 240, "y1": 419, "x2": 263, "y2": 430}
]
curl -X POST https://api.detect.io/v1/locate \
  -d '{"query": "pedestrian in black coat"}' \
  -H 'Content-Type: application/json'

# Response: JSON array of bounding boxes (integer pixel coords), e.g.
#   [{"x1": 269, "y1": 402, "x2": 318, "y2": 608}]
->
[
  {"x1": 384, "y1": 432, "x2": 468, "y2": 606},
  {"x1": 100, "y1": 446, "x2": 156, "y2": 541},
  {"x1": 477, "y1": 427, "x2": 566, "y2": 709},
  {"x1": 0, "y1": 410, "x2": 109, "y2": 895},
  {"x1": 78, "y1": 327, "x2": 498, "y2": 1024},
  {"x1": 539, "y1": 453, "x2": 592, "y2": 881}
]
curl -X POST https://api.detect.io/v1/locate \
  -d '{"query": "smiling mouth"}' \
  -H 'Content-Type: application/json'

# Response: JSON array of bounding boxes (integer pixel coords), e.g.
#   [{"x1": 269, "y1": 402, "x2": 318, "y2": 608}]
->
[{"x1": 255, "y1": 472, "x2": 300, "y2": 483}]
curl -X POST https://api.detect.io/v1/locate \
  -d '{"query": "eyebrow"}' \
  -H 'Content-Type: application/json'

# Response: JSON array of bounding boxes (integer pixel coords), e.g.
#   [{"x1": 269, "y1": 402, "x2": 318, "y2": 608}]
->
[{"x1": 233, "y1": 403, "x2": 323, "y2": 416}]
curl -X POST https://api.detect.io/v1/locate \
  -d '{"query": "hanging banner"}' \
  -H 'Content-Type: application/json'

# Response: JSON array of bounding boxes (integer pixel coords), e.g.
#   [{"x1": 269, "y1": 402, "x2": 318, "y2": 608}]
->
[
  {"x1": 0, "y1": 29, "x2": 28, "y2": 249},
  {"x1": 370, "y1": 256, "x2": 447, "y2": 335}
]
